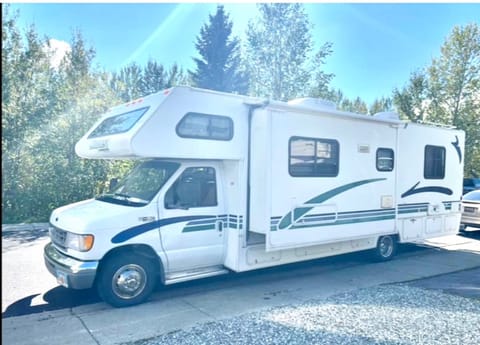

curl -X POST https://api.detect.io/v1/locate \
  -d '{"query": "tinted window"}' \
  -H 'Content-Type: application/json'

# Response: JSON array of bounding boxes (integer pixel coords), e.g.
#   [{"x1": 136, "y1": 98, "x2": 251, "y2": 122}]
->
[
  {"x1": 289, "y1": 137, "x2": 339, "y2": 177},
  {"x1": 377, "y1": 148, "x2": 394, "y2": 172},
  {"x1": 424, "y1": 145, "x2": 446, "y2": 179},
  {"x1": 165, "y1": 167, "x2": 217, "y2": 209},
  {"x1": 177, "y1": 113, "x2": 233, "y2": 141},
  {"x1": 88, "y1": 107, "x2": 149, "y2": 139}
]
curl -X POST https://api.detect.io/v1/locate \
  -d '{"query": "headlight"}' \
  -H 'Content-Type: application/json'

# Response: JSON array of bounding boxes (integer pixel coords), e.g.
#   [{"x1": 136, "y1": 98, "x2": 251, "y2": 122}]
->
[{"x1": 65, "y1": 232, "x2": 95, "y2": 252}]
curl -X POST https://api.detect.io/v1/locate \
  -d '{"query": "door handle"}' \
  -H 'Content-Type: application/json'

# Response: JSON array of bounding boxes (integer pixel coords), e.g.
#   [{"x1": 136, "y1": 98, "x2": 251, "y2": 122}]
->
[{"x1": 216, "y1": 220, "x2": 223, "y2": 232}]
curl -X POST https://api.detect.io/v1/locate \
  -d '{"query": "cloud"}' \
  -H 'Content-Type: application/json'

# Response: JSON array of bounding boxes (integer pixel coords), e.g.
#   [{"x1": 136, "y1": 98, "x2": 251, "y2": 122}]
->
[{"x1": 44, "y1": 39, "x2": 72, "y2": 69}]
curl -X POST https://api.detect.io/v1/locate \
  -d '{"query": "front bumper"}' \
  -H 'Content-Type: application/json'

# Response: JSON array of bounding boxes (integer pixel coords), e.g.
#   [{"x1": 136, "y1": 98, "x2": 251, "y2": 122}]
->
[{"x1": 44, "y1": 242, "x2": 99, "y2": 289}]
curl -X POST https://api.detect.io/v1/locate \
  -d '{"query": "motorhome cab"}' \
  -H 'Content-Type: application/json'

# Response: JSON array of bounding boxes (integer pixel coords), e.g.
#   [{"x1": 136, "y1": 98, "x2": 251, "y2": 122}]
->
[{"x1": 44, "y1": 86, "x2": 465, "y2": 307}]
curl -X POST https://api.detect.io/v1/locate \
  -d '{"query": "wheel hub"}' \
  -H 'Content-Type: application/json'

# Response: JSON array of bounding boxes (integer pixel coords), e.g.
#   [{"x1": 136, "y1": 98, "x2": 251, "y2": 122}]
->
[{"x1": 112, "y1": 264, "x2": 147, "y2": 299}]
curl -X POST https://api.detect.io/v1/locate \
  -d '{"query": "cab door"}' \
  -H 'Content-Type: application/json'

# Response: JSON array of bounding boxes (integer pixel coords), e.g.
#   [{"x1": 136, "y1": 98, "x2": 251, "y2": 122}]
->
[{"x1": 159, "y1": 163, "x2": 225, "y2": 272}]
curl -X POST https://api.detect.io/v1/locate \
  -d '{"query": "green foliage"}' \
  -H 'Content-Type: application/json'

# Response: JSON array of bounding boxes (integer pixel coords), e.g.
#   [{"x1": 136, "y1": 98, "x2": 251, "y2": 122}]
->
[
  {"x1": 246, "y1": 3, "x2": 333, "y2": 101},
  {"x1": 2, "y1": 5, "x2": 122, "y2": 223},
  {"x1": 393, "y1": 23, "x2": 480, "y2": 176},
  {"x1": 110, "y1": 63, "x2": 143, "y2": 102},
  {"x1": 369, "y1": 97, "x2": 393, "y2": 115},
  {"x1": 189, "y1": 5, "x2": 248, "y2": 94},
  {"x1": 313, "y1": 88, "x2": 374, "y2": 114},
  {"x1": 393, "y1": 70, "x2": 430, "y2": 121},
  {"x1": 111, "y1": 61, "x2": 188, "y2": 102}
]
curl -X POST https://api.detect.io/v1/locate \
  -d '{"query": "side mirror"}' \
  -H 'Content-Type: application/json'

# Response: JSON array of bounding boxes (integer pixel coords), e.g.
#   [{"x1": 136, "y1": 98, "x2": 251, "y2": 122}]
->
[{"x1": 109, "y1": 178, "x2": 118, "y2": 192}]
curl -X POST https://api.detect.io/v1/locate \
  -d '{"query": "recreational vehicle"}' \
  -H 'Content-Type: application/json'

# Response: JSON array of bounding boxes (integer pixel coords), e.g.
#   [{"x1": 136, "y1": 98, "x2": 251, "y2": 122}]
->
[{"x1": 44, "y1": 86, "x2": 465, "y2": 307}]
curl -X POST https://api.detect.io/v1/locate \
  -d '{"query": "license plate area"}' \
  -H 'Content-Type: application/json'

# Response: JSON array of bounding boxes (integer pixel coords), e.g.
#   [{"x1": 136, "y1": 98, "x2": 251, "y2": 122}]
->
[
  {"x1": 464, "y1": 206, "x2": 476, "y2": 213},
  {"x1": 56, "y1": 270, "x2": 69, "y2": 288}
]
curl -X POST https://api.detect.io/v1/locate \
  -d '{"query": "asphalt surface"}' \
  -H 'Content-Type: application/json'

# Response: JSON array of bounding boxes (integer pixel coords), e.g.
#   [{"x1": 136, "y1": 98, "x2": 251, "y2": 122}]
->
[{"x1": 2, "y1": 225, "x2": 480, "y2": 345}]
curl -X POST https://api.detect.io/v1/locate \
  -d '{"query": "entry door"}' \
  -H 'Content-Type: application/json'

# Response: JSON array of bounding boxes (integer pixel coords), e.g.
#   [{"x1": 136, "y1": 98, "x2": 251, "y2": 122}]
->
[{"x1": 159, "y1": 164, "x2": 225, "y2": 272}]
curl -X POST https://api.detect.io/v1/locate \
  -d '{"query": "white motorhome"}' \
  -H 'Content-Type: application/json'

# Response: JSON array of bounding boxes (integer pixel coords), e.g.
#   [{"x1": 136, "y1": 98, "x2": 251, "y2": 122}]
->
[{"x1": 44, "y1": 86, "x2": 465, "y2": 307}]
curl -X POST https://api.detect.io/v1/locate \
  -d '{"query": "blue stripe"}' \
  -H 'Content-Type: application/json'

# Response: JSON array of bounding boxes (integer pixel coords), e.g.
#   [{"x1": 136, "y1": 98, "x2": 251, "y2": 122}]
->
[
  {"x1": 278, "y1": 178, "x2": 386, "y2": 230},
  {"x1": 111, "y1": 215, "x2": 216, "y2": 243},
  {"x1": 402, "y1": 182, "x2": 453, "y2": 198},
  {"x1": 271, "y1": 200, "x2": 459, "y2": 231}
]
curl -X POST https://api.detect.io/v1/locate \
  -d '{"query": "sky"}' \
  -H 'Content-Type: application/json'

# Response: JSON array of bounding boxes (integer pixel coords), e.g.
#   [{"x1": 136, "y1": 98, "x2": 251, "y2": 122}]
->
[{"x1": 7, "y1": 1, "x2": 480, "y2": 105}]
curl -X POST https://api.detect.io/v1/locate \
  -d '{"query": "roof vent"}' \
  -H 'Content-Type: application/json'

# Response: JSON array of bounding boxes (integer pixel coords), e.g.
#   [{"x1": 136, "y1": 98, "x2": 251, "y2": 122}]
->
[
  {"x1": 373, "y1": 111, "x2": 400, "y2": 121},
  {"x1": 288, "y1": 97, "x2": 336, "y2": 110}
]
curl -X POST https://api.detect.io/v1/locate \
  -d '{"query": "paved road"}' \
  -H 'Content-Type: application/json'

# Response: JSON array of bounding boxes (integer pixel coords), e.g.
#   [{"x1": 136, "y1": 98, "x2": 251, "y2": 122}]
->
[
  {"x1": 0, "y1": 225, "x2": 430, "y2": 318},
  {"x1": 2, "y1": 227, "x2": 479, "y2": 319},
  {"x1": 2, "y1": 227, "x2": 479, "y2": 345}
]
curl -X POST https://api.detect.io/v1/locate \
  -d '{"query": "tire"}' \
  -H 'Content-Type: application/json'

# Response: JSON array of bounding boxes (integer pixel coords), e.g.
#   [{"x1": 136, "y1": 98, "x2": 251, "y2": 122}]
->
[
  {"x1": 97, "y1": 253, "x2": 157, "y2": 308},
  {"x1": 372, "y1": 235, "x2": 397, "y2": 262}
]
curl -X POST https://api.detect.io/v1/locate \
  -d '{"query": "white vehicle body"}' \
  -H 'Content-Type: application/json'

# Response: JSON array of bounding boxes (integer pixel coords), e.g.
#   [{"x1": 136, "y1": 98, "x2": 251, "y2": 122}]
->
[{"x1": 44, "y1": 86, "x2": 465, "y2": 307}]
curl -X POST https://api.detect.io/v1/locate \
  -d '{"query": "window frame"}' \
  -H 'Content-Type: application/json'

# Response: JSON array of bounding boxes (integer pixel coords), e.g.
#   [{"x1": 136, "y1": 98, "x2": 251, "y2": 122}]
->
[
  {"x1": 288, "y1": 136, "x2": 340, "y2": 178},
  {"x1": 424, "y1": 145, "x2": 446, "y2": 179},
  {"x1": 176, "y1": 112, "x2": 234, "y2": 141},
  {"x1": 376, "y1": 148, "x2": 395, "y2": 172}
]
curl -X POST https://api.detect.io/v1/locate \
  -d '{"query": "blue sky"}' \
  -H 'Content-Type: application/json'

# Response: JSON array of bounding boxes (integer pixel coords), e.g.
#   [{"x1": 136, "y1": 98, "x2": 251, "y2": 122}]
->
[{"x1": 8, "y1": 2, "x2": 480, "y2": 104}]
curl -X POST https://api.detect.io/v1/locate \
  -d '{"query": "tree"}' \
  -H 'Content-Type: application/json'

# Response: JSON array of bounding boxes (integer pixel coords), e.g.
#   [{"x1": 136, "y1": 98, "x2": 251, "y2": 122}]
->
[
  {"x1": 189, "y1": 5, "x2": 248, "y2": 94},
  {"x1": 393, "y1": 24, "x2": 480, "y2": 176},
  {"x1": 111, "y1": 61, "x2": 189, "y2": 102},
  {"x1": 141, "y1": 60, "x2": 167, "y2": 95},
  {"x1": 369, "y1": 96, "x2": 393, "y2": 115},
  {"x1": 2, "y1": 5, "x2": 62, "y2": 221},
  {"x1": 393, "y1": 70, "x2": 430, "y2": 121},
  {"x1": 246, "y1": 3, "x2": 333, "y2": 101},
  {"x1": 313, "y1": 87, "x2": 372, "y2": 114},
  {"x1": 335, "y1": 96, "x2": 368, "y2": 114},
  {"x1": 110, "y1": 63, "x2": 143, "y2": 102},
  {"x1": 165, "y1": 63, "x2": 189, "y2": 88},
  {"x1": 2, "y1": 5, "x2": 121, "y2": 222}
]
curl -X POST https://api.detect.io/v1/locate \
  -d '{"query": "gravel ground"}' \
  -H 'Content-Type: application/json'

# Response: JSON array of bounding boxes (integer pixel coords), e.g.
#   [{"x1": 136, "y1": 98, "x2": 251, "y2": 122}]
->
[{"x1": 125, "y1": 284, "x2": 480, "y2": 345}]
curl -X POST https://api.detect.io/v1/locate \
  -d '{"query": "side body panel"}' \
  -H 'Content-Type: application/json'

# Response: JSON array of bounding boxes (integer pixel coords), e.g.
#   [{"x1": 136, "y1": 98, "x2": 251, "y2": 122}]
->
[
  {"x1": 396, "y1": 124, "x2": 465, "y2": 242},
  {"x1": 249, "y1": 108, "x2": 398, "y2": 251}
]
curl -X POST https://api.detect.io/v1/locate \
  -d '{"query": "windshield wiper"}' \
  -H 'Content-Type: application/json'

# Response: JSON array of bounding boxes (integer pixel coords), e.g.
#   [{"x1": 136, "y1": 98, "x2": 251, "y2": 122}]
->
[
  {"x1": 114, "y1": 192, "x2": 132, "y2": 199},
  {"x1": 114, "y1": 193, "x2": 149, "y2": 204},
  {"x1": 96, "y1": 193, "x2": 148, "y2": 205}
]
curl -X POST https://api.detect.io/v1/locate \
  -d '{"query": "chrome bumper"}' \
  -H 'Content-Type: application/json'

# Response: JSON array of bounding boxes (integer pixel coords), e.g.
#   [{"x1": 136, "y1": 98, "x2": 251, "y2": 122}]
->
[{"x1": 44, "y1": 242, "x2": 99, "y2": 289}]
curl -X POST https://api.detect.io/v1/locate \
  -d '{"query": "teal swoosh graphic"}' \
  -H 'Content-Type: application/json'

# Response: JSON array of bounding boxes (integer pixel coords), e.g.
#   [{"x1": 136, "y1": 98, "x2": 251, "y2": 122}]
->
[{"x1": 277, "y1": 178, "x2": 386, "y2": 230}]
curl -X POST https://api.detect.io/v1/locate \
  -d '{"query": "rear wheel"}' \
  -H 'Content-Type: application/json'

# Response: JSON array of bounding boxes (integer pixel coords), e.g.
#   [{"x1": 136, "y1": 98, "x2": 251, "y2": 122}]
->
[
  {"x1": 97, "y1": 253, "x2": 157, "y2": 307},
  {"x1": 372, "y1": 235, "x2": 397, "y2": 262}
]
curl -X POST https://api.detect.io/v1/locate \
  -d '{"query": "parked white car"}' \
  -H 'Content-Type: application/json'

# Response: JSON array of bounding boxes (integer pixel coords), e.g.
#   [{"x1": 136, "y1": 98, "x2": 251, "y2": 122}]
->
[{"x1": 460, "y1": 190, "x2": 480, "y2": 230}]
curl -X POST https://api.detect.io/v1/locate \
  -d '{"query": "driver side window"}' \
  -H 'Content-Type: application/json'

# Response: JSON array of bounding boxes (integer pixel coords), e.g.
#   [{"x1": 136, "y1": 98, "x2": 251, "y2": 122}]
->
[{"x1": 165, "y1": 167, "x2": 217, "y2": 209}]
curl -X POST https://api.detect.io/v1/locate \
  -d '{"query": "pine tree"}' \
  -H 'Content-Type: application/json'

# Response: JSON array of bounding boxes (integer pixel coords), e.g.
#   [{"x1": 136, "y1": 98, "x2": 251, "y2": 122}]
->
[{"x1": 189, "y1": 5, "x2": 248, "y2": 94}]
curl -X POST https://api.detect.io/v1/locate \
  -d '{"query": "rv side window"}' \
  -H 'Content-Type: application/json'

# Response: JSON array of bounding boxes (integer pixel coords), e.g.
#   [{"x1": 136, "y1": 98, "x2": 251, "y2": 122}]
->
[
  {"x1": 165, "y1": 167, "x2": 218, "y2": 209},
  {"x1": 376, "y1": 148, "x2": 394, "y2": 172},
  {"x1": 88, "y1": 107, "x2": 149, "y2": 139},
  {"x1": 176, "y1": 113, "x2": 233, "y2": 141},
  {"x1": 289, "y1": 137, "x2": 339, "y2": 177},
  {"x1": 424, "y1": 145, "x2": 446, "y2": 179}
]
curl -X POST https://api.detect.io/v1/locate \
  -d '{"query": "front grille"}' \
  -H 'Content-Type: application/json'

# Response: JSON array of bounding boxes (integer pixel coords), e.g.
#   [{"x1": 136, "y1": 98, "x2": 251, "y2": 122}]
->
[{"x1": 49, "y1": 224, "x2": 67, "y2": 249}]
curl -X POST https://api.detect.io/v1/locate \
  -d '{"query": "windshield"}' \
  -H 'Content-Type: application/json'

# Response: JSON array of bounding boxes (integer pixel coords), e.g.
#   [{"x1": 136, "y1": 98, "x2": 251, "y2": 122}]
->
[
  {"x1": 463, "y1": 190, "x2": 480, "y2": 202},
  {"x1": 97, "y1": 161, "x2": 179, "y2": 206}
]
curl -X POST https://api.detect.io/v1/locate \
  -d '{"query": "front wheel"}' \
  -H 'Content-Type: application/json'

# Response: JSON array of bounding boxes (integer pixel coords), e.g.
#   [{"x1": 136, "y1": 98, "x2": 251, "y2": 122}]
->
[
  {"x1": 97, "y1": 253, "x2": 157, "y2": 307},
  {"x1": 372, "y1": 235, "x2": 397, "y2": 262}
]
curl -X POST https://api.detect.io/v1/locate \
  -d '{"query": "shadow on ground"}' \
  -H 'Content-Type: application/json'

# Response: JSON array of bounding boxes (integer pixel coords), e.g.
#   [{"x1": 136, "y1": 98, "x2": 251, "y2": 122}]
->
[
  {"x1": 2, "y1": 286, "x2": 102, "y2": 319},
  {"x1": 2, "y1": 228, "x2": 49, "y2": 243}
]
